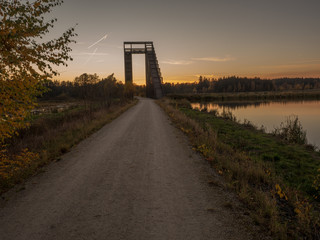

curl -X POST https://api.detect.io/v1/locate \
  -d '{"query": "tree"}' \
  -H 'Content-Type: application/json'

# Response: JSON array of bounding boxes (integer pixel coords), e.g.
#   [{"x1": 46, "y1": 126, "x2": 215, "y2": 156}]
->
[
  {"x1": 74, "y1": 73, "x2": 99, "y2": 87},
  {"x1": 124, "y1": 82, "x2": 135, "y2": 100},
  {"x1": 0, "y1": 0, "x2": 77, "y2": 145},
  {"x1": 74, "y1": 73, "x2": 100, "y2": 101}
]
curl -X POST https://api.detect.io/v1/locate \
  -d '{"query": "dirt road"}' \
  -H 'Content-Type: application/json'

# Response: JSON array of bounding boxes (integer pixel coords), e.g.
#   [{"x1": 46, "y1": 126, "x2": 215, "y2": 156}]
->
[{"x1": 0, "y1": 98, "x2": 261, "y2": 240}]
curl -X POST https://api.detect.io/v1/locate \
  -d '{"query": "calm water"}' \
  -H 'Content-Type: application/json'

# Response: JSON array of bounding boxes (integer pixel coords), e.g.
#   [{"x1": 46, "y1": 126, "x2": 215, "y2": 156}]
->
[{"x1": 191, "y1": 100, "x2": 320, "y2": 148}]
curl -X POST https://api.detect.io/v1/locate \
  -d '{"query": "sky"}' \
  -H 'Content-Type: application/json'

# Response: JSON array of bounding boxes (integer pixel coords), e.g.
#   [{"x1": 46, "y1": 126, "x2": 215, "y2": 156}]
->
[{"x1": 48, "y1": 0, "x2": 320, "y2": 85}]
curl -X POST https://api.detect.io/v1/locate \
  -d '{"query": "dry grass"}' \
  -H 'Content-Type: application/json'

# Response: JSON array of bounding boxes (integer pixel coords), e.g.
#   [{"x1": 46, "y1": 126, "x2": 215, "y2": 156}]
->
[{"x1": 157, "y1": 98, "x2": 320, "y2": 239}]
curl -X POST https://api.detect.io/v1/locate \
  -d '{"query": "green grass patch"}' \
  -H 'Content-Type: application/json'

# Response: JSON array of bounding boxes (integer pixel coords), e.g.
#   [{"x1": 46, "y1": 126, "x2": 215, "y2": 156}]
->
[{"x1": 180, "y1": 107, "x2": 320, "y2": 197}]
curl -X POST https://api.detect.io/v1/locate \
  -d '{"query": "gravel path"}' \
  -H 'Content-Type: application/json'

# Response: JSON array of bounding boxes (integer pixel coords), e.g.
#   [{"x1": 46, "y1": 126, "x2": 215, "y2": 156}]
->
[{"x1": 0, "y1": 98, "x2": 262, "y2": 240}]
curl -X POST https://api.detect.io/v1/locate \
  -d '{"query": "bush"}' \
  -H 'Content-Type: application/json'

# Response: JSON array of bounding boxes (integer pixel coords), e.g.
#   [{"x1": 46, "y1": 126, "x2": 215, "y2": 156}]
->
[{"x1": 273, "y1": 115, "x2": 307, "y2": 145}]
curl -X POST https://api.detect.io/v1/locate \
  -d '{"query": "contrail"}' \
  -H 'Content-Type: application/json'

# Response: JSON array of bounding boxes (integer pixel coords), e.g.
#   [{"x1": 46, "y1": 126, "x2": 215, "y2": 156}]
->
[
  {"x1": 84, "y1": 48, "x2": 98, "y2": 65},
  {"x1": 88, "y1": 34, "x2": 108, "y2": 49}
]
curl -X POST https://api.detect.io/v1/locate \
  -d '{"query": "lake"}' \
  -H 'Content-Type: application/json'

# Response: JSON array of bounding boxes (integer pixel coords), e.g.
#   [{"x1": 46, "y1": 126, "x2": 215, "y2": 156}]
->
[{"x1": 191, "y1": 100, "x2": 320, "y2": 148}]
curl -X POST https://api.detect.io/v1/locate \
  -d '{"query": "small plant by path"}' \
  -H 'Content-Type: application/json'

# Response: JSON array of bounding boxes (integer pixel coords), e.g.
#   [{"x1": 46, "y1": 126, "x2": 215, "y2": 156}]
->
[{"x1": 273, "y1": 115, "x2": 307, "y2": 145}]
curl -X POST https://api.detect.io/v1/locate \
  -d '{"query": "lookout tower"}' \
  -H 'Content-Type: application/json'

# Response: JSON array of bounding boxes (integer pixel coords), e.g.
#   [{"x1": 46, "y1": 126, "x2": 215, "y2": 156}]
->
[{"x1": 124, "y1": 42, "x2": 164, "y2": 99}]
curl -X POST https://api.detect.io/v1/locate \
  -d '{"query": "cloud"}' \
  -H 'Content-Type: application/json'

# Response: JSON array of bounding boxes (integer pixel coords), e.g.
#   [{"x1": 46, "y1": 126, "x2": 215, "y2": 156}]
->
[
  {"x1": 259, "y1": 61, "x2": 320, "y2": 70},
  {"x1": 163, "y1": 75, "x2": 199, "y2": 83},
  {"x1": 161, "y1": 59, "x2": 193, "y2": 65},
  {"x1": 262, "y1": 70, "x2": 320, "y2": 79},
  {"x1": 255, "y1": 60, "x2": 320, "y2": 78},
  {"x1": 192, "y1": 56, "x2": 235, "y2": 62}
]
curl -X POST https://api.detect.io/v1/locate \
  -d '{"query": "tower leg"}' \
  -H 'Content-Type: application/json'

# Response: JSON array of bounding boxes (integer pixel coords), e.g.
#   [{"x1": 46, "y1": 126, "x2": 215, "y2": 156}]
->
[
  {"x1": 124, "y1": 52, "x2": 133, "y2": 84},
  {"x1": 145, "y1": 53, "x2": 154, "y2": 98}
]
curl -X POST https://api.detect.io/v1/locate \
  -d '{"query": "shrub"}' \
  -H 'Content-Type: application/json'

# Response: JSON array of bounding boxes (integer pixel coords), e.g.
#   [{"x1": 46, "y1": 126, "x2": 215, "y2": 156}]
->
[{"x1": 273, "y1": 115, "x2": 307, "y2": 145}]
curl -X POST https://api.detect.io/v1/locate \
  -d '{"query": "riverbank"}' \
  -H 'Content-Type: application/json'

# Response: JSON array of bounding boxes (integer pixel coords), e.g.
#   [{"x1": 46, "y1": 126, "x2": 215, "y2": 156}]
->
[
  {"x1": 190, "y1": 99, "x2": 320, "y2": 149},
  {"x1": 0, "y1": 99, "x2": 138, "y2": 194},
  {"x1": 158, "y1": 98, "x2": 320, "y2": 239},
  {"x1": 168, "y1": 89, "x2": 320, "y2": 102}
]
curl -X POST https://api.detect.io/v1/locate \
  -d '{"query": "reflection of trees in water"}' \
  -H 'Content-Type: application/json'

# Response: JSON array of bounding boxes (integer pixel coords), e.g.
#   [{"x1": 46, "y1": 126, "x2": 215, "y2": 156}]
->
[
  {"x1": 215, "y1": 101, "x2": 270, "y2": 110},
  {"x1": 202, "y1": 100, "x2": 308, "y2": 110}
]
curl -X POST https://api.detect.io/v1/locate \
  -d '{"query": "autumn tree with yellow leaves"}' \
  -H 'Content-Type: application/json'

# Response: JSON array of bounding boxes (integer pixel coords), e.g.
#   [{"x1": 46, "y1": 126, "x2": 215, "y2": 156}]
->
[
  {"x1": 0, "y1": 0, "x2": 76, "y2": 185},
  {"x1": 0, "y1": 0, "x2": 76, "y2": 145}
]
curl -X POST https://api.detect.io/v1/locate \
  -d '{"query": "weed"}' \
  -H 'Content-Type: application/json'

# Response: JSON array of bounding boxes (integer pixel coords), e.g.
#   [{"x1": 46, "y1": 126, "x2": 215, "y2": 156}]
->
[
  {"x1": 220, "y1": 109, "x2": 237, "y2": 121},
  {"x1": 209, "y1": 109, "x2": 218, "y2": 116},
  {"x1": 177, "y1": 99, "x2": 192, "y2": 108},
  {"x1": 273, "y1": 115, "x2": 307, "y2": 145},
  {"x1": 275, "y1": 184, "x2": 288, "y2": 201}
]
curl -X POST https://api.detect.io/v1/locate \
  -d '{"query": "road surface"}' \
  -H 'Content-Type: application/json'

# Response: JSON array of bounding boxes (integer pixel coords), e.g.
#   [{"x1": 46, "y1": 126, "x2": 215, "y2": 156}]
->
[{"x1": 0, "y1": 98, "x2": 262, "y2": 240}]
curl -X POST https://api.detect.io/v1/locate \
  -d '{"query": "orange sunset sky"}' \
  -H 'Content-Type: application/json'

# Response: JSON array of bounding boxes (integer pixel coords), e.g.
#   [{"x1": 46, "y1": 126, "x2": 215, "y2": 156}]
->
[{"x1": 48, "y1": 0, "x2": 320, "y2": 85}]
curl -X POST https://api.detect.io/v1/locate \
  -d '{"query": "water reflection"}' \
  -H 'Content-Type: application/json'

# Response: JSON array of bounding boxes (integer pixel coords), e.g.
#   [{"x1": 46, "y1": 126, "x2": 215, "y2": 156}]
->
[
  {"x1": 193, "y1": 100, "x2": 313, "y2": 110},
  {"x1": 191, "y1": 100, "x2": 320, "y2": 148}
]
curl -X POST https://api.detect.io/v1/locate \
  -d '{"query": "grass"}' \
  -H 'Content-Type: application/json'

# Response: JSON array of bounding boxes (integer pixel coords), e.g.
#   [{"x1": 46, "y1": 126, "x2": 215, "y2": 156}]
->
[
  {"x1": 181, "y1": 107, "x2": 320, "y2": 197},
  {"x1": 157, "y1": 97, "x2": 320, "y2": 239},
  {"x1": 0, "y1": 99, "x2": 138, "y2": 194}
]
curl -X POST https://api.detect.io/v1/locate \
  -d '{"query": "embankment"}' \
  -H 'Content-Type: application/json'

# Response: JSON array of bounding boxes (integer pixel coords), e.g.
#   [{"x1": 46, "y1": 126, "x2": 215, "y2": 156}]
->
[{"x1": 158, "y1": 98, "x2": 320, "y2": 239}]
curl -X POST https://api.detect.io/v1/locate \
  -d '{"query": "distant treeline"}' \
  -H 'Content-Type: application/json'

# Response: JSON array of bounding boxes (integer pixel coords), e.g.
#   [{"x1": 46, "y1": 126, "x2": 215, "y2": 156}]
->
[
  {"x1": 42, "y1": 73, "x2": 146, "y2": 103},
  {"x1": 162, "y1": 76, "x2": 320, "y2": 94},
  {"x1": 43, "y1": 75, "x2": 320, "y2": 100}
]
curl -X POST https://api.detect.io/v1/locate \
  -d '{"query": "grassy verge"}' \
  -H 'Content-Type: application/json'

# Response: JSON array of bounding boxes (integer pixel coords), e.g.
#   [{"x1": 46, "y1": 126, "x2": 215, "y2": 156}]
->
[
  {"x1": 157, "y1": 98, "x2": 320, "y2": 239},
  {"x1": 0, "y1": 99, "x2": 138, "y2": 194},
  {"x1": 168, "y1": 89, "x2": 320, "y2": 102}
]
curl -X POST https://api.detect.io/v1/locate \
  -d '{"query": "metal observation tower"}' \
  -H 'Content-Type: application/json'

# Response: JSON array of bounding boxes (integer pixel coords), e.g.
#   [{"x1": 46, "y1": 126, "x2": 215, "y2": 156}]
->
[{"x1": 124, "y1": 42, "x2": 164, "y2": 99}]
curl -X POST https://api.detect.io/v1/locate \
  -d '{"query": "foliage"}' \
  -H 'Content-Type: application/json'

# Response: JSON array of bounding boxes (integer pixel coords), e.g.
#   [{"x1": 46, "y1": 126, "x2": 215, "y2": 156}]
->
[
  {"x1": 124, "y1": 82, "x2": 135, "y2": 100},
  {"x1": 42, "y1": 74, "x2": 144, "y2": 103},
  {"x1": 0, "y1": 0, "x2": 77, "y2": 145},
  {"x1": 275, "y1": 184, "x2": 288, "y2": 201},
  {"x1": 73, "y1": 73, "x2": 101, "y2": 105},
  {"x1": 273, "y1": 115, "x2": 307, "y2": 145},
  {"x1": 0, "y1": 148, "x2": 39, "y2": 185},
  {"x1": 0, "y1": 79, "x2": 39, "y2": 143},
  {"x1": 100, "y1": 74, "x2": 124, "y2": 105},
  {"x1": 74, "y1": 73, "x2": 99, "y2": 86}
]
